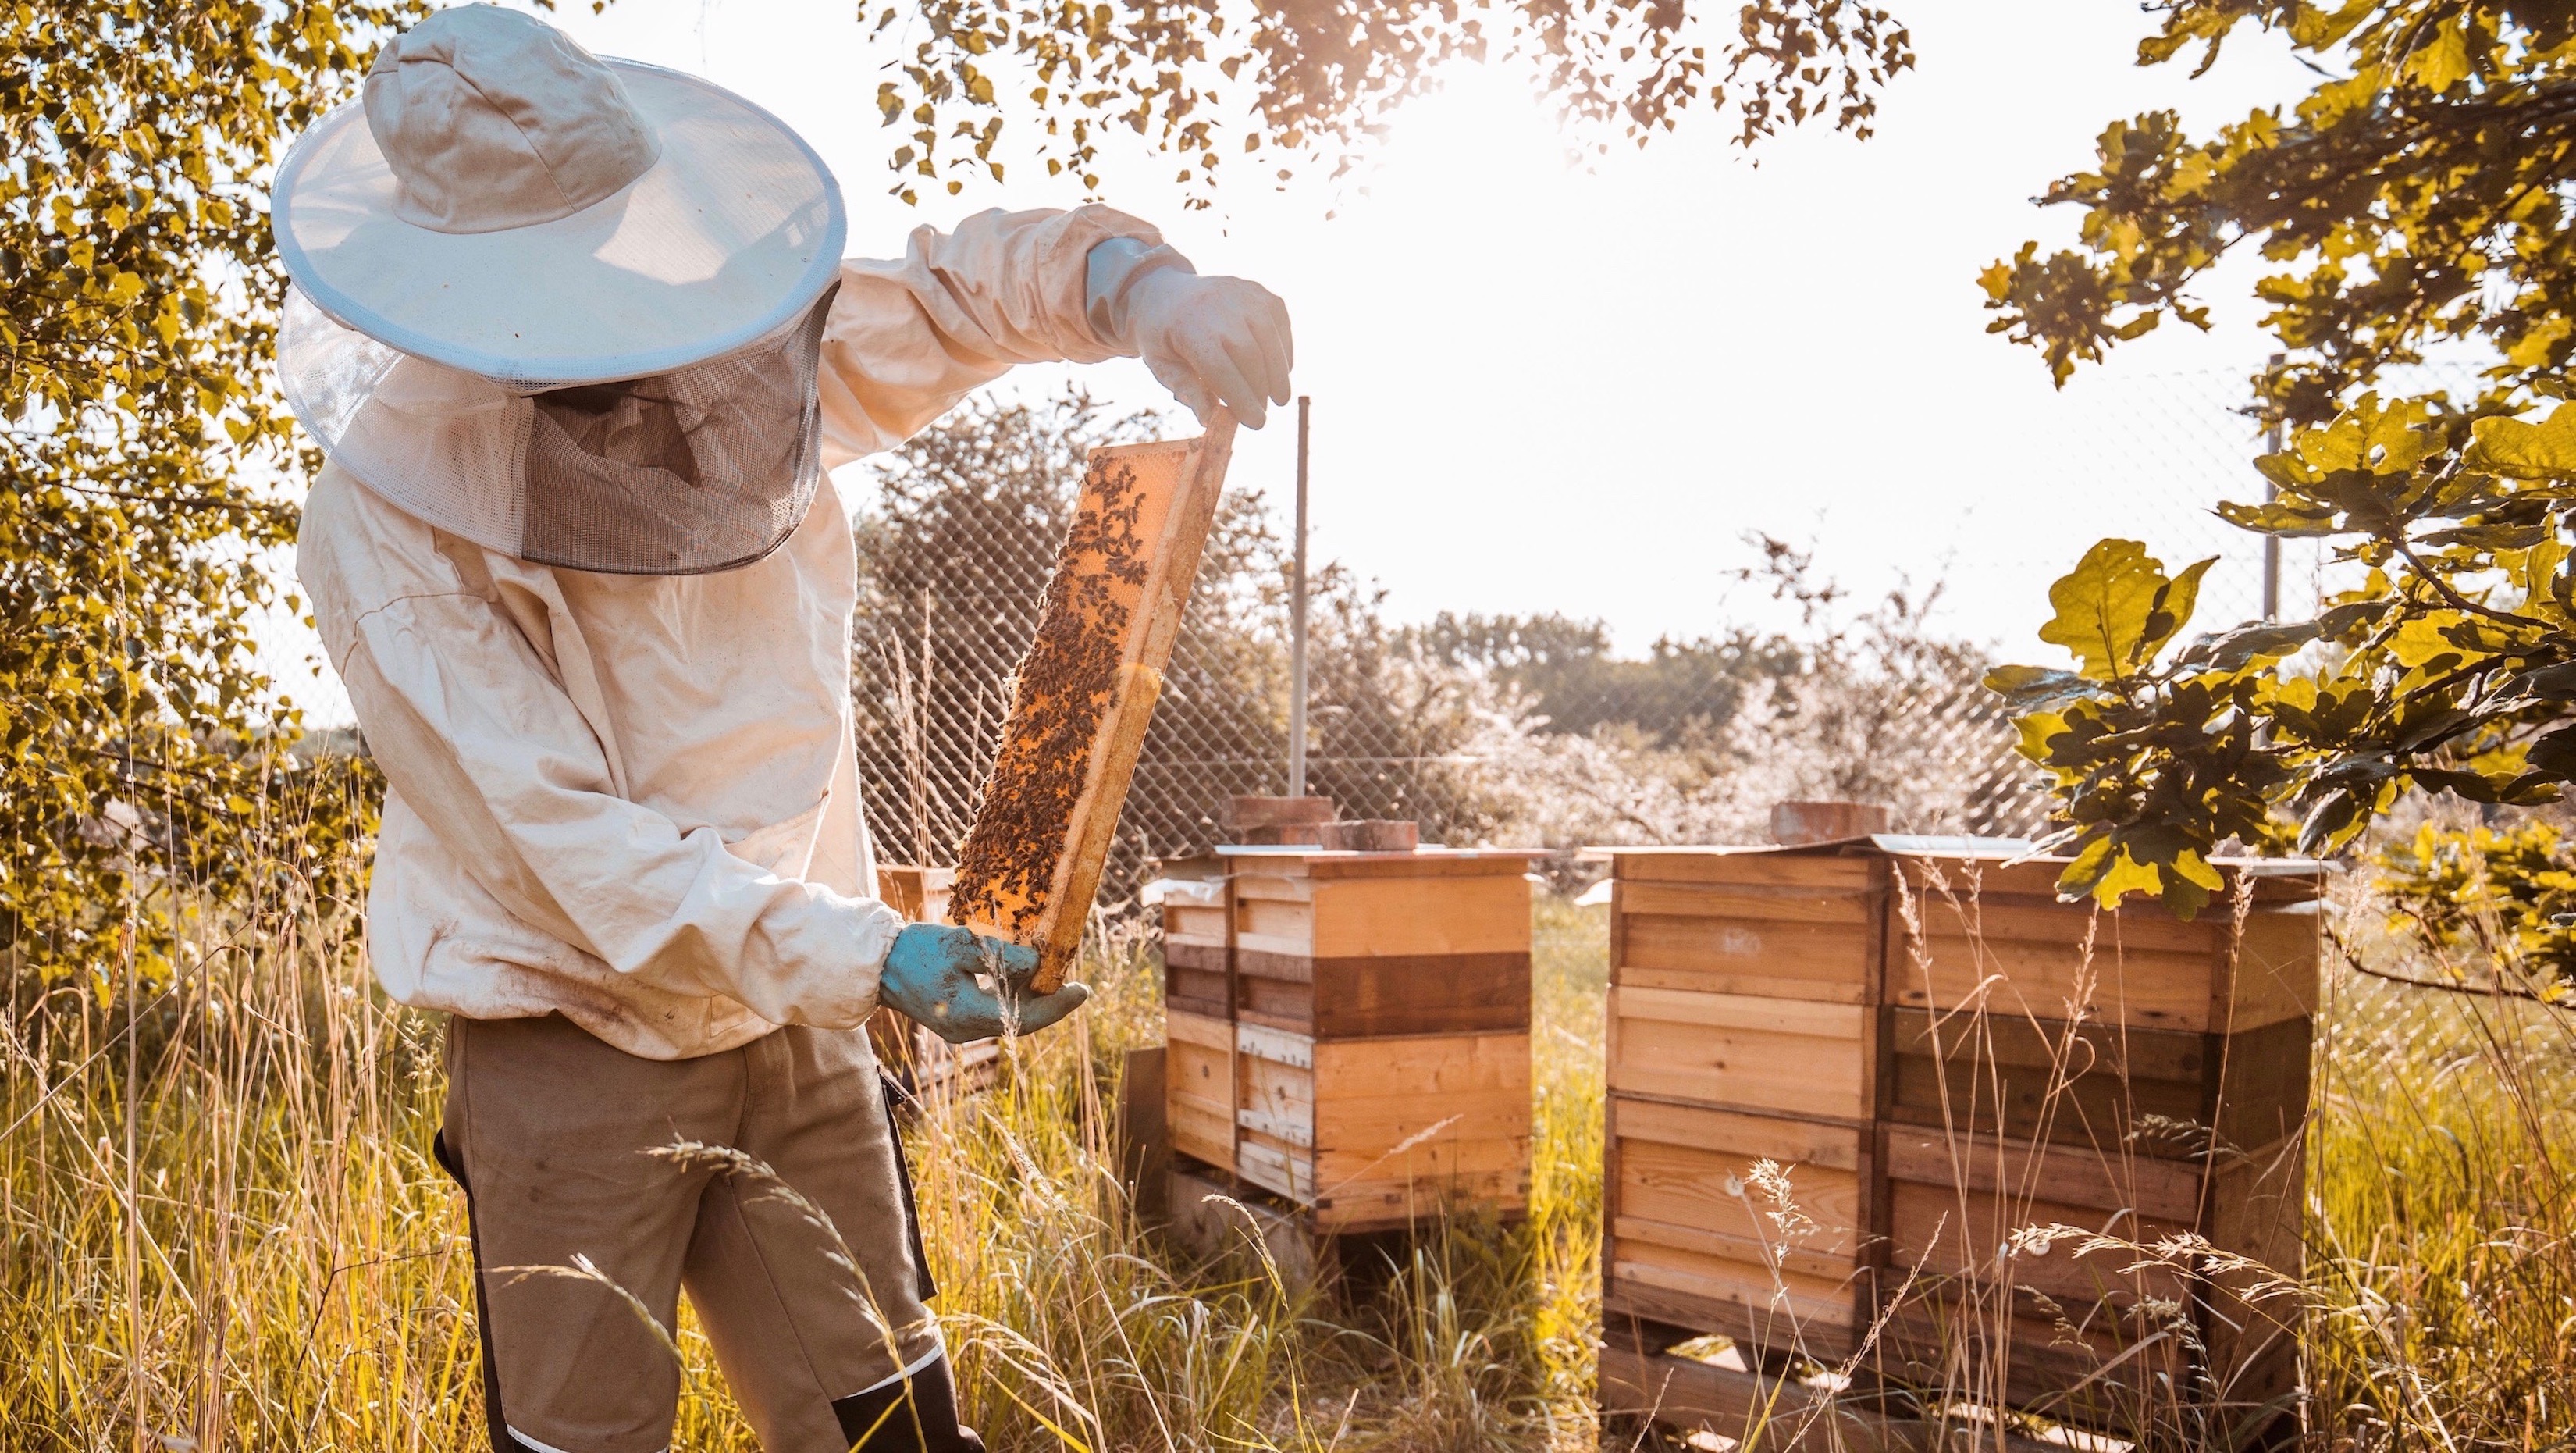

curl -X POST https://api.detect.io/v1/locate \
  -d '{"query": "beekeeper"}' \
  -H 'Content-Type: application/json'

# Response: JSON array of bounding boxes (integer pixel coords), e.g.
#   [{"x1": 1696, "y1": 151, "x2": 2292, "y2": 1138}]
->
[{"x1": 273, "y1": 8, "x2": 1290, "y2": 1452}]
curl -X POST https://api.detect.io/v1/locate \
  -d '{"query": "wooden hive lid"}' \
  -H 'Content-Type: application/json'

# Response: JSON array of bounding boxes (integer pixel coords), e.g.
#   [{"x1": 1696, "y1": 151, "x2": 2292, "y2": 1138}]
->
[
  {"x1": 1213, "y1": 845, "x2": 1545, "y2": 881},
  {"x1": 1596, "y1": 836, "x2": 2332, "y2": 904},
  {"x1": 1144, "y1": 852, "x2": 1228, "y2": 881}
]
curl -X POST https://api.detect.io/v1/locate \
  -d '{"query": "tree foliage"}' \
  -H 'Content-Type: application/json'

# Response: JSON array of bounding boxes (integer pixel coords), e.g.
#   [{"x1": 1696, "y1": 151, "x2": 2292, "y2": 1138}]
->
[
  {"x1": 1984, "y1": 2, "x2": 2576, "y2": 923},
  {"x1": 1418, "y1": 610, "x2": 1806, "y2": 744},
  {"x1": 1994, "y1": 400, "x2": 2576, "y2": 911},
  {"x1": 869, "y1": 0, "x2": 1912, "y2": 202},
  {"x1": 1980, "y1": 1, "x2": 2576, "y2": 415},
  {"x1": 2375, "y1": 817, "x2": 2576, "y2": 988},
  {"x1": 1, "y1": 4, "x2": 422, "y2": 982}
]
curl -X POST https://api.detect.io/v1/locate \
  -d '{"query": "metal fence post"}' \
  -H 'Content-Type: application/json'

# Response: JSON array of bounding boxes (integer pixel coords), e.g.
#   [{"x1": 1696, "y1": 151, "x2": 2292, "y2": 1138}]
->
[
  {"x1": 1288, "y1": 395, "x2": 1311, "y2": 799},
  {"x1": 2263, "y1": 351, "x2": 2284, "y2": 623}
]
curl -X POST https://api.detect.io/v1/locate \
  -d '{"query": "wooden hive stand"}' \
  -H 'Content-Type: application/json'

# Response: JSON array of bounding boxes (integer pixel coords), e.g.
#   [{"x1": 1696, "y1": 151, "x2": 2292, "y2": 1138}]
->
[
  {"x1": 1158, "y1": 845, "x2": 1540, "y2": 1237},
  {"x1": 1596, "y1": 835, "x2": 2320, "y2": 1446}
]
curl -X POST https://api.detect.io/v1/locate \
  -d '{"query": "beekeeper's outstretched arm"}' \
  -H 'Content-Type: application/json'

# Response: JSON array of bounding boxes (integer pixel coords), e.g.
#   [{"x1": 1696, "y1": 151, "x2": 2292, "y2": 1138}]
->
[
  {"x1": 819, "y1": 203, "x2": 1292, "y2": 458},
  {"x1": 303, "y1": 205, "x2": 1286, "y2": 1038}
]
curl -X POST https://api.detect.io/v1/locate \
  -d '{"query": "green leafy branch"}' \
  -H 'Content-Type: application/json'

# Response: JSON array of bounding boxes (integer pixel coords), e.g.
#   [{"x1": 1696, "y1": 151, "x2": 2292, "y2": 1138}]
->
[
  {"x1": 865, "y1": 1, "x2": 1912, "y2": 205},
  {"x1": 1991, "y1": 394, "x2": 2576, "y2": 917},
  {"x1": 1980, "y1": 3, "x2": 2576, "y2": 421}
]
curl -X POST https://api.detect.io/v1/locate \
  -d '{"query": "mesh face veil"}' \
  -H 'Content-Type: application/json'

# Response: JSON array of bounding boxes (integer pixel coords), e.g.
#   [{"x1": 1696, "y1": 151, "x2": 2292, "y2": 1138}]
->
[{"x1": 279, "y1": 280, "x2": 838, "y2": 575}]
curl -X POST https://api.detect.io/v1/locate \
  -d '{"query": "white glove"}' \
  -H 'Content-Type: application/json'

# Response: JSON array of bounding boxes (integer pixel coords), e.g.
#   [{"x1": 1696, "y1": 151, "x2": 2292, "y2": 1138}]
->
[{"x1": 1087, "y1": 240, "x2": 1293, "y2": 429}]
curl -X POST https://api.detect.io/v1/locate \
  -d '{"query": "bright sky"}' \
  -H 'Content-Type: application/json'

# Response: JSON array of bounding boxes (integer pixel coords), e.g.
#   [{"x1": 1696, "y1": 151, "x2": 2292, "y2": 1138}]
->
[{"x1": 266, "y1": 2, "x2": 2337, "y2": 721}]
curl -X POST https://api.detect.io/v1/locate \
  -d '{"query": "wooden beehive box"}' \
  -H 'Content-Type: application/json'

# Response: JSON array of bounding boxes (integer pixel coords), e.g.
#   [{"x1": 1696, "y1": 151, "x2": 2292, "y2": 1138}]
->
[
  {"x1": 877, "y1": 863, "x2": 955, "y2": 927},
  {"x1": 1601, "y1": 837, "x2": 2321, "y2": 1419},
  {"x1": 1161, "y1": 846, "x2": 1539, "y2": 1231},
  {"x1": 1603, "y1": 847, "x2": 1885, "y2": 1352},
  {"x1": 1155, "y1": 853, "x2": 1232, "y2": 1020}
]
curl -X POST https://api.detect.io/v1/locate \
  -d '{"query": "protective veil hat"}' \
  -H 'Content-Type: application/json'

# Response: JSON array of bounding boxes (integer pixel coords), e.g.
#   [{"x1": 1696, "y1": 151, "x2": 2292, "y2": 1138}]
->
[
  {"x1": 272, "y1": 3, "x2": 845, "y2": 385},
  {"x1": 269, "y1": 5, "x2": 849, "y2": 574}
]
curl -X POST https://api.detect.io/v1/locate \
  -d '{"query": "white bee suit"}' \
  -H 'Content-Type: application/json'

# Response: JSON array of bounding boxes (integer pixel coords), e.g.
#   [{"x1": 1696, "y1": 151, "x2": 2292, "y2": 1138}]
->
[{"x1": 297, "y1": 204, "x2": 1163, "y2": 1061}]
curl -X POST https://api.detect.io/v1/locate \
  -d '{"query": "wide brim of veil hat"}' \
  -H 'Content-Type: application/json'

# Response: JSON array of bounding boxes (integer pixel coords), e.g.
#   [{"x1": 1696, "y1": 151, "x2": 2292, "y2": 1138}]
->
[{"x1": 273, "y1": 59, "x2": 845, "y2": 389}]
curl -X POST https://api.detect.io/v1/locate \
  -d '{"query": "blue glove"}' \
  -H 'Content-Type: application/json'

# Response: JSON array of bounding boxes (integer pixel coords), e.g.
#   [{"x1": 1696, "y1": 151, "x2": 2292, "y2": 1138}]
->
[{"x1": 877, "y1": 924, "x2": 1091, "y2": 1045}]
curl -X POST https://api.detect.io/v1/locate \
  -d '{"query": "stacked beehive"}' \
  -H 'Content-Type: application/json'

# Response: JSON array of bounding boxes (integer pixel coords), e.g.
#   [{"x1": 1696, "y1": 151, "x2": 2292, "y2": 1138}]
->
[
  {"x1": 1602, "y1": 848, "x2": 1888, "y2": 1353},
  {"x1": 1160, "y1": 846, "x2": 1539, "y2": 1231},
  {"x1": 1599, "y1": 839, "x2": 2318, "y2": 1428},
  {"x1": 1873, "y1": 850, "x2": 2314, "y2": 1412}
]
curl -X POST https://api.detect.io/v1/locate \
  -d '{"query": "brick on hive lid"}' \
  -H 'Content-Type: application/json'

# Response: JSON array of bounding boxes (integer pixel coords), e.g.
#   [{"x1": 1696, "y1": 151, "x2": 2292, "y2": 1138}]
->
[
  {"x1": 1222, "y1": 795, "x2": 1336, "y2": 845},
  {"x1": 1222, "y1": 795, "x2": 1337, "y2": 829},
  {"x1": 1312, "y1": 819, "x2": 1419, "y2": 852},
  {"x1": 1767, "y1": 799, "x2": 1892, "y2": 846}
]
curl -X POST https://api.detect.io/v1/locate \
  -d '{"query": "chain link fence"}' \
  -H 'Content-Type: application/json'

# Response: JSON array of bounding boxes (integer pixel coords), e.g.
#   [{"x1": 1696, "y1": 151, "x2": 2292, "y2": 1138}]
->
[
  {"x1": 845, "y1": 386, "x2": 2258, "y2": 894},
  {"x1": 2030, "y1": 359, "x2": 2492, "y2": 632},
  {"x1": 861, "y1": 365, "x2": 2523, "y2": 889},
  {"x1": 848, "y1": 394, "x2": 1493, "y2": 895},
  {"x1": 245, "y1": 371, "x2": 2368, "y2": 892}
]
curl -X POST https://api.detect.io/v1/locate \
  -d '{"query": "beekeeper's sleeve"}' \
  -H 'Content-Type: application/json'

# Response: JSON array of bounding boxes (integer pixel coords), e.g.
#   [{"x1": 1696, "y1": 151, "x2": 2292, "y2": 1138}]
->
[
  {"x1": 301, "y1": 482, "x2": 902, "y2": 1030},
  {"x1": 817, "y1": 204, "x2": 1160, "y2": 465}
]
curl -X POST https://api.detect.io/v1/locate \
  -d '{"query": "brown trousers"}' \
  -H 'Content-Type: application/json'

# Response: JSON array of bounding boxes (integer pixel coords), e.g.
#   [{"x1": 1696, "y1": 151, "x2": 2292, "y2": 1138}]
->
[{"x1": 438, "y1": 1013, "x2": 941, "y2": 1453}]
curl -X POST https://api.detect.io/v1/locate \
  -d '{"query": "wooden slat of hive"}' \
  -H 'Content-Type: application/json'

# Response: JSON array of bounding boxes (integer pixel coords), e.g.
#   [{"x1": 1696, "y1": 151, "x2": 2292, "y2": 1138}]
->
[
  {"x1": 1884, "y1": 853, "x2": 2323, "y2": 1033},
  {"x1": 1606, "y1": 847, "x2": 1875, "y2": 889},
  {"x1": 1883, "y1": 1006, "x2": 2314, "y2": 1156},
  {"x1": 948, "y1": 418, "x2": 1236, "y2": 994},
  {"x1": 1233, "y1": 951, "x2": 1532, "y2": 1038},
  {"x1": 1308, "y1": 1028, "x2": 1532, "y2": 1230},
  {"x1": 1164, "y1": 1008, "x2": 1236, "y2": 1170},
  {"x1": 1607, "y1": 985, "x2": 1873, "y2": 1123},
  {"x1": 1598, "y1": 1339, "x2": 2069, "y2": 1453},
  {"x1": 1614, "y1": 876, "x2": 1880, "y2": 1005},
  {"x1": 1220, "y1": 848, "x2": 1537, "y2": 1040},
  {"x1": 1874, "y1": 1302, "x2": 2186, "y2": 1411},
  {"x1": 1602, "y1": 1096, "x2": 1873, "y2": 1337},
  {"x1": 1230, "y1": 856, "x2": 1533, "y2": 959}
]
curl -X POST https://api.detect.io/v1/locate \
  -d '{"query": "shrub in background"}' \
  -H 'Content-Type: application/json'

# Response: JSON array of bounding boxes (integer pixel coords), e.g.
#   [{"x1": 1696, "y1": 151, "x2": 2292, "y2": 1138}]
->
[{"x1": 0, "y1": 4, "x2": 418, "y2": 988}]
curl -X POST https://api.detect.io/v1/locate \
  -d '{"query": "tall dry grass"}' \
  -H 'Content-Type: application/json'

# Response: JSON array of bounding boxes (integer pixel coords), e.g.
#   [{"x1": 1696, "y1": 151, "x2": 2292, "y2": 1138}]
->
[
  {"x1": 3, "y1": 839, "x2": 2567, "y2": 1451},
  {"x1": 0, "y1": 867, "x2": 1606, "y2": 1453},
  {"x1": 902, "y1": 895, "x2": 1608, "y2": 1452},
  {"x1": 2303, "y1": 886, "x2": 2576, "y2": 1446},
  {"x1": 1, "y1": 899, "x2": 479, "y2": 1451}
]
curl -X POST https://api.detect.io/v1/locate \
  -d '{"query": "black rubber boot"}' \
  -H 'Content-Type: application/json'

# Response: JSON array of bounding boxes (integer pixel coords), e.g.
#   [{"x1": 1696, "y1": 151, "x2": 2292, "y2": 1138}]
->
[{"x1": 831, "y1": 1355, "x2": 987, "y2": 1451}]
